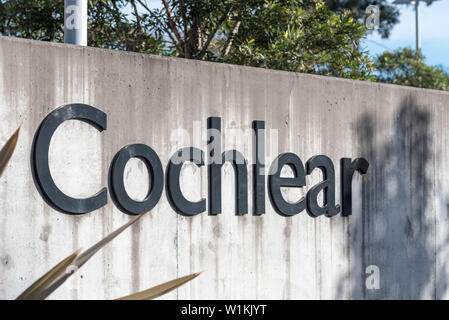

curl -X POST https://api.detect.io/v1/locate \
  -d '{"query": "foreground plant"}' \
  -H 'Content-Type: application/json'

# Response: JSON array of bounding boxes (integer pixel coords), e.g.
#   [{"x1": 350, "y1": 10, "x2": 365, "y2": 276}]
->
[
  {"x1": 116, "y1": 272, "x2": 203, "y2": 300},
  {"x1": 0, "y1": 127, "x2": 20, "y2": 178},
  {"x1": 15, "y1": 208, "x2": 201, "y2": 300}
]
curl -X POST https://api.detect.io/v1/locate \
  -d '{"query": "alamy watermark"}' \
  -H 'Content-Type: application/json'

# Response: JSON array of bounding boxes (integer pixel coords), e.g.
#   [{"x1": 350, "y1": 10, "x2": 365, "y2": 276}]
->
[
  {"x1": 365, "y1": 5, "x2": 381, "y2": 30},
  {"x1": 365, "y1": 265, "x2": 380, "y2": 290},
  {"x1": 168, "y1": 122, "x2": 278, "y2": 174},
  {"x1": 65, "y1": 4, "x2": 82, "y2": 30}
]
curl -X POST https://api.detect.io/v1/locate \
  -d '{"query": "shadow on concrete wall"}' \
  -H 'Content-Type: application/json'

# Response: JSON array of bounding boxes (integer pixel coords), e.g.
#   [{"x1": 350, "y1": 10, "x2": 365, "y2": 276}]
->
[{"x1": 337, "y1": 96, "x2": 449, "y2": 299}]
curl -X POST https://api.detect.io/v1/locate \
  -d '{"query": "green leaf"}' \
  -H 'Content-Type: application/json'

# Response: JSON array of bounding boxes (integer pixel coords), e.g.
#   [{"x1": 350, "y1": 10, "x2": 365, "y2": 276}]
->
[
  {"x1": 0, "y1": 127, "x2": 20, "y2": 178},
  {"x1": 16, "y1": 250, "x2": 79, "y2": 300},
  {"x1": 17, "y1": 213, "x2": 147, "y2": 300},
  {"x1": 116, "y1": 272, "x2": 203, "y2": 300}
]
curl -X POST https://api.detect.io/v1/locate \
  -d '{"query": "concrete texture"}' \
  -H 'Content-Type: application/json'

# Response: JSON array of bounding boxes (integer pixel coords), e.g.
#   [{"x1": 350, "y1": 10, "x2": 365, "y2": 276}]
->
[{"x1": 1, "y1": 36, "x2": 449, "y2": 299}]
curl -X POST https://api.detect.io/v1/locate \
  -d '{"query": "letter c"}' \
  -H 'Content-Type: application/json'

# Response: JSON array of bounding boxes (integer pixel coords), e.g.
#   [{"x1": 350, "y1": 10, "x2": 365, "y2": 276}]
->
[
  {"x1": 31, "y1": 104, "x2": 108, "y2": 214},
  {"x1": 166, "y1": 147, "x2": 206, "y2": 216}
]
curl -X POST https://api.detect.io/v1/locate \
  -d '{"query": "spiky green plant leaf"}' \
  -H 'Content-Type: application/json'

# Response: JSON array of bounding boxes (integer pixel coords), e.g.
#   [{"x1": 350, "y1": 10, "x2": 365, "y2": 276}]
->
[
  {"x1": 0, "y1": 127, "x2": 20, "y2": 178},
  {"x1": 15, "y1": 251, "x2": 79, "y2": 300},
  {"x1": 116, "y1": 272, "x2": 203, "y2": 300},
  {"x1": 17, "y1": 213, "x2": 146, "y2": 300}
]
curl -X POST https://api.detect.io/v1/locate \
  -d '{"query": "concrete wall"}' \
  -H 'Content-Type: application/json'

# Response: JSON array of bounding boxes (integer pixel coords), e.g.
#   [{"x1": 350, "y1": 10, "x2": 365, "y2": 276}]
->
[{"x1": 1, "y1": 36, "x2": 449, "y2": 299}]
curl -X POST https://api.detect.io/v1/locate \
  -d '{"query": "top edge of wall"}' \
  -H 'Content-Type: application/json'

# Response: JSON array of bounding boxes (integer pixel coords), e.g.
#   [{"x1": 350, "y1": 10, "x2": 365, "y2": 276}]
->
[{"x1": 2, "y1": 35, "x2": 449, "y2": 97}]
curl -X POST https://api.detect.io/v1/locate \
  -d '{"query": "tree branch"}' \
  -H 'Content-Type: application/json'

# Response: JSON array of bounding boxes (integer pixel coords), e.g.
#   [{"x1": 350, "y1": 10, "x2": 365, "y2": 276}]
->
[
  {"x1": 136, "y1": 0, "x2": 182, "y2": 52},
  {"x1": 111, "y1": 0, "x2": 126, "y2": 46},
  {"x1": 179, "y1": 0, "x2": 189, "y2": 57},
  {"x1": 161, "y1": 0, "x2": 183, "y2": 44},
  {"x1": 221, "y1": 20, "x2": 240, "y2": 57},
  {"x1": 197, "y1": 4, "x2": 233, "y2": 59},
  {"x1": 130, "y1": 0, "x2": 142, "y2": 33}
]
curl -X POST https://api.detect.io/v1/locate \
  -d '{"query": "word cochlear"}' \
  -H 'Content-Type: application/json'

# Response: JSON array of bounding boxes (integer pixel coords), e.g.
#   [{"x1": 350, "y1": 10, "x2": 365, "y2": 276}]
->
[{"x1": 31, "y1": 104, "x2": 369, "y2": 218}]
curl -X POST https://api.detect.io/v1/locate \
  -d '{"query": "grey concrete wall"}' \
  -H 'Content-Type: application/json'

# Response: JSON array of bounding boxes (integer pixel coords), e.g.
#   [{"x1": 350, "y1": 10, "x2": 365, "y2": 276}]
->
[{"x1": 1, "y1": 36, "x2": 449, "y2": 299}]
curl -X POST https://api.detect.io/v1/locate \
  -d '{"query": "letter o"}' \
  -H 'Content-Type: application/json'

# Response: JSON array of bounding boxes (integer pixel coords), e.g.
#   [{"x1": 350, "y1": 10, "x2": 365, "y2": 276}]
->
[{"x1": 109, "y1": 144, "x2": 164, "y2": 215}]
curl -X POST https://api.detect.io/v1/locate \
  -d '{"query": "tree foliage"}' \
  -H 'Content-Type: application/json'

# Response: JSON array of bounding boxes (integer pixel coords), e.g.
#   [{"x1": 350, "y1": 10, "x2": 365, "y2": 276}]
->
[
  {"x1": 0, "y1": 0, "x2": 374, "y2": 80},
  {"x1": 88, "y1": 0, "x2": 163, "y2": 52},
  {"x1": 218, "y1": 0, "x2": 374, "y2": 79},
  {"x1": 376, "y1": 48, "x2": 449, "y2": 91},
  {"x1": 325, "y1": 0, "x2": 400, "y2": 38},
  {"x1": 0, "y1": 0, "x2": 163, "y2": 53},
  {"x1": 0, "y1": 0, "x2": 64, "y2": 41},
  {"x1": 132, "y1": 0, "x2": 374, "y2": 79}
]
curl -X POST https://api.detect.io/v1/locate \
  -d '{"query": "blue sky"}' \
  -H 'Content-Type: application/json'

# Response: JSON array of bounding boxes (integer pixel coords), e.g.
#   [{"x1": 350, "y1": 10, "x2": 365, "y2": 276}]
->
[{"x1": 362, "y1": 0, "x2": 449, "y2": 71}]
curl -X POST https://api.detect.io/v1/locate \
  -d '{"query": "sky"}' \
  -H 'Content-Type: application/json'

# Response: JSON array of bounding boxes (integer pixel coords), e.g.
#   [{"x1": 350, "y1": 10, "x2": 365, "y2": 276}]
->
[{"x1": 362, "y1": 0, "x2": 449, "y2": 71}]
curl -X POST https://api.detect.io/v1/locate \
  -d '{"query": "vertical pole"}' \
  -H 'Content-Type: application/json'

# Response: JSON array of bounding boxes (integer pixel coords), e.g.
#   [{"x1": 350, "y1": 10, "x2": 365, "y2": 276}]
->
[
  {"x1": 415, "y1": 0, "x2": 420, "y2": 51},
  {"x1": 64, "y1": 0, "x2": 87, "y2": 46}
]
